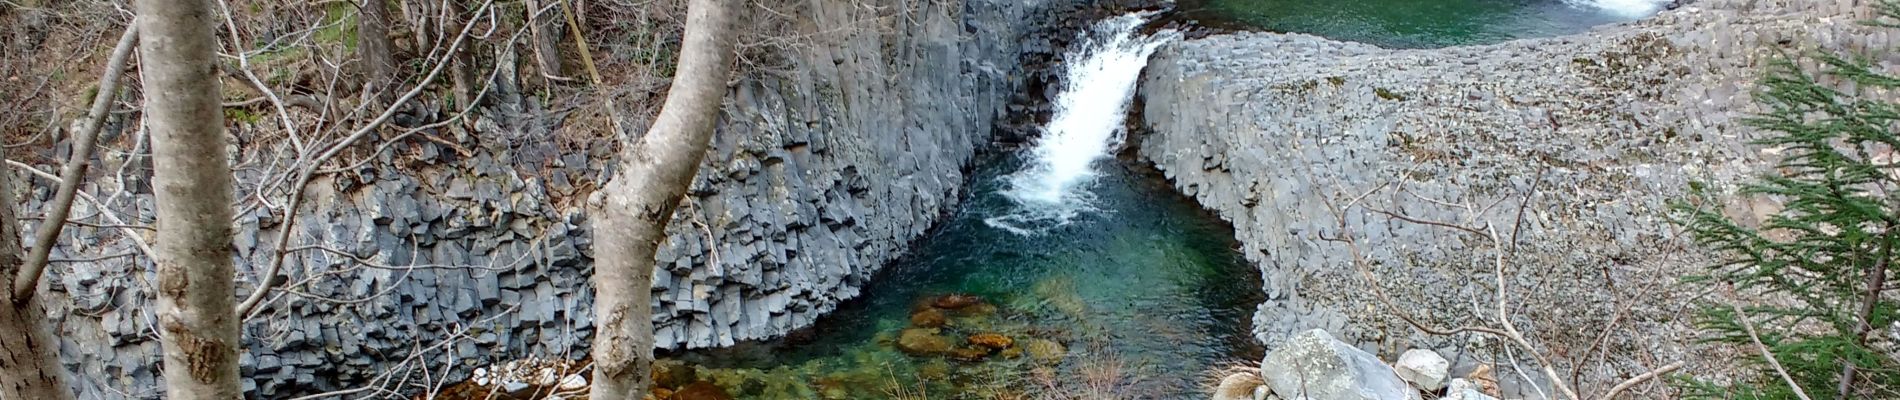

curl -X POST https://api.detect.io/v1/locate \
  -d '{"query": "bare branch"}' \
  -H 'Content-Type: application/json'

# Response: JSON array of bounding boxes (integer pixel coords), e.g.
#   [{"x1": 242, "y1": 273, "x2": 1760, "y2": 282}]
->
[
  {"x1": 14, "y1": 24, "x2": 139, "y2": 303},
  {"x1": 235, "y1": 0, "x2": 498, "y2": 320},
  {"x1": 1598, "y1": 361, "x2": 1685, "y2": 399},
  {"x1": 1730, "y1": 299, "x2": 1814, "y2": 400},
  {"x1": 6, "y1": 161, "x2": 156, "y2": 269}
]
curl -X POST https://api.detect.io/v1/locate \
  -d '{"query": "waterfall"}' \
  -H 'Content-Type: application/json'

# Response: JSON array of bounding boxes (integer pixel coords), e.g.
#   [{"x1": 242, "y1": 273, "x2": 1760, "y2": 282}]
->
[
  {"x1": 1567, "y1": 0, "x2": 1671, "y2": 19},
  {"x1": 986, "y1": 12, "x2": 1176, "y2": 235}
]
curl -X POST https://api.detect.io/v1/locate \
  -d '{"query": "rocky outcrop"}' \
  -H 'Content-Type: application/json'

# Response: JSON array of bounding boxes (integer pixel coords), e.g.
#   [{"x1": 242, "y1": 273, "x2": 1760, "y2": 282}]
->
[
  {"x1": 1139, "y1": 0, "x2": 1880, "y2": 394},
  {"x1": 27, "y1": 0, "x2": 1072, "y2": 397}
]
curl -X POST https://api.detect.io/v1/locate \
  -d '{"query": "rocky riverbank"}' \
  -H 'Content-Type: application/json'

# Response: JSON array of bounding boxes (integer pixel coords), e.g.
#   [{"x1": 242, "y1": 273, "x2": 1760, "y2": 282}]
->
[
  {"x1": 26, "y1": 0, "x2": 1082, "y2": 397},
  {"x1": 1139, "y1": 0, "x2": 1883, "y2": 396}
]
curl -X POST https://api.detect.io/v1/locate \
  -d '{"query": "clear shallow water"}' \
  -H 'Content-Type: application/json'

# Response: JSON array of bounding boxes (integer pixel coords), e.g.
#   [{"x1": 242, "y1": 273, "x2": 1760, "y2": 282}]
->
[
  {"x1": 663, "y1": 154, "x2": 1264, "y2": 399},
  {"x1": 1176, "y1": 0, "x2": 1669, "y2": 48}
]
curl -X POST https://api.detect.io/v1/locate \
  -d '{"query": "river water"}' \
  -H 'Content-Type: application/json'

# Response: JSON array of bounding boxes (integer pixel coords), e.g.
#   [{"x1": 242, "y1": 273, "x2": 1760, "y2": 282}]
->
[{"x1": 1176, "y1": 0, "x2": 1672, "y2": 48}]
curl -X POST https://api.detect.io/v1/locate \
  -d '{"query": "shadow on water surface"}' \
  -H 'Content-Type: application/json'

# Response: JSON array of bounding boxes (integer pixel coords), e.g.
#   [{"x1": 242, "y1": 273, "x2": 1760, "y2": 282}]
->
[{"x1": 660, "y1": 152, "x2": 1265, "y2": 399}]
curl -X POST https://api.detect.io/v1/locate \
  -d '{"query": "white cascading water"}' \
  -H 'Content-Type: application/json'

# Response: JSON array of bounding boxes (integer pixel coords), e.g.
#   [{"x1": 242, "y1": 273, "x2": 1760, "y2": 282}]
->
[
  {"x1": 986, "y1": 12, "x2": 1176, "y2": 235},
  {"x1": 1567, "y1": 0, "x2": 1672, "y2": 19}
]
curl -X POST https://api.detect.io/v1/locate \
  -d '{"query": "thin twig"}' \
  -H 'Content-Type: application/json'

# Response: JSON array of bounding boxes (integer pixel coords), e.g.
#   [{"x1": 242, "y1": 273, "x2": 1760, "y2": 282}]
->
[
  {"x1": 6, "y1": 160, "x2": 155, "y2": 267},
  {"x1": 14, "y1": 24, "x2": 139, "y2": 303},
  {"x1": 235, "y1": 0, "x2": 497, "y2": 319},
  {"x1": 1729, "y1": 299, "x2": 1814, "y2": 400},
  {"x1": 1598, "y1": 361, "x2": 1685, "y2": 399}
]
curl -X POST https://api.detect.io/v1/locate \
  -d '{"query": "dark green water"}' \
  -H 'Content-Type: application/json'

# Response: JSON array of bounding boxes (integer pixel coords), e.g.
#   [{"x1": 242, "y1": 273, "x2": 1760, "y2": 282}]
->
[
  {"x1": 1176, "y1": 0, "x2": 1655, "y2": 48},
  {"x1": 660, "y1": 153, "x2": 1264, "y2": 399}
]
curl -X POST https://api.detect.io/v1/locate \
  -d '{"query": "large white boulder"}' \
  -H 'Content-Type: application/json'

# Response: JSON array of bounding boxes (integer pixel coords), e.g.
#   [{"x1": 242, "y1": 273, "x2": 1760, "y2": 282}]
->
[{"x1": 1260, "y1": 329, "x2": 1411, "y2": 400}]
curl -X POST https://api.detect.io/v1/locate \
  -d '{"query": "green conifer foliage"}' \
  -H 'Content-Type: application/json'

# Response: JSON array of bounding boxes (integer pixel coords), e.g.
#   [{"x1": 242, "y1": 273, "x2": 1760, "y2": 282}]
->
[{"x1": 1677, "y1": 4, "x2": 1900, "y2": 398}]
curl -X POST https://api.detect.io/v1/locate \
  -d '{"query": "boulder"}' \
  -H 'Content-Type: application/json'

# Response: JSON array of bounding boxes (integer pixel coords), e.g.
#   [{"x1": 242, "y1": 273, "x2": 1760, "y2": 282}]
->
[
  {"x1": 1260, "y1": 329, "x2": 1409, "y2": 400},
  {"x1": 1394, "y1": 349, "x2": 1450, "y2": 391}
]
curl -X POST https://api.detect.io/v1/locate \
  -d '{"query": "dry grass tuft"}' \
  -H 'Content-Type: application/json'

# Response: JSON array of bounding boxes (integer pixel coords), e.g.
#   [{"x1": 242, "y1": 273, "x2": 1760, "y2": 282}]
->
[{"x1": 1197, "y1": 359, "x2": 1263, "y2": 396}]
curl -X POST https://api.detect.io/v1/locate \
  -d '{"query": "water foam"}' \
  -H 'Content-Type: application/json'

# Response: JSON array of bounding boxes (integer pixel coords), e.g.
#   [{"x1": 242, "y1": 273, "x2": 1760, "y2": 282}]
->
[
  {"x1": 1568, "y1": 0, "x2": 1671, "y2": 19},
  {"x1": 986, "y1": 12, "x2": 1176, "y2": 236}
]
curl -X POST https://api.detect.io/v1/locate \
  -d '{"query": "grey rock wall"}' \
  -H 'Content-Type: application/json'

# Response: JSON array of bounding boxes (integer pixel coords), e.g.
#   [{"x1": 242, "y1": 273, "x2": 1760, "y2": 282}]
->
[
  {"x1": 1136, "y1": 0, "x2": 1882, "y2": 393},
  {"x1": 27, "y1": 0, "x2": 1064, "y2": 398}
]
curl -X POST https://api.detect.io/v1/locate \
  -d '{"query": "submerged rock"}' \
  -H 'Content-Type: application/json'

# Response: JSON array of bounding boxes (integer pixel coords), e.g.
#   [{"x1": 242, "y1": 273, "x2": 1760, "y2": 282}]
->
[
  {"x1": 918, "y1": 359, "x2": 953, "y2": 381},
  {"x1": 1260, "y1": 330, "x2": 1408, "y2": 400},
  {"x1": 932, "y1": 294, "x2": 985, "y2": 309},
  {"x1": 999, "y1": 346, "x2": 1025, "y2": 359},
  {"x1": 896, "y1": 328, "x2": 956, "y2": 356},
  {"x1": 951, "y1": 346, "x2": 993, "y2": 362},
  {"x1": 968, "y1": 333, "x2": 1014, "y2": 349},
  {"x1": 949, "y1": 302, "x2": 1000, "y2": 319},
  {"x1": 670, "y1": 381, "x2": 733, "y2": 400},
  {"x1": 1394, "y1": 349, "x2": 1449, "y2": 391},
  {"x1": 909, "y1": 308, "x2": 948, "y2": 328},
  {"x1": 652, "y1": 359, "x2": 698, "y2": 389},
  {"x1": 1024, "y1": 339, "x2": 1067, "y2": 365}
]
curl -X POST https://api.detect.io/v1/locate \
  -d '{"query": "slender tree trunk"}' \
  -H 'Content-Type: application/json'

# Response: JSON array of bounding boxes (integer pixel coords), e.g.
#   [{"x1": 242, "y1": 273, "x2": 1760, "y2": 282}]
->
[
  {"x1": 0, "y1": 147, "x2": 74, "y2": 400},
  {"x1": 1839, "y1": 231, "x2": 1893, "y2": 397},
  {"x1": 588, "y1": 0, "x2": 735, "y2": 398},
  {"x1": 446, "y1": 0, "x2": 475, "y2": 108},
  {"x1": 359, "y1": 0, "x2": 398, "y2": 94},
  {"x1": 138, "y1": 0, "x2": 243, "y2": 396},
  {"x1": 523, "y1": 0, "x2": 565, "y2": 79}
]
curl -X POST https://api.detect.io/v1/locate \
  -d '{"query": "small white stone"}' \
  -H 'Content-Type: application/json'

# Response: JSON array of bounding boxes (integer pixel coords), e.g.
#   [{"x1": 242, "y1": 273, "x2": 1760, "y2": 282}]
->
[
  {"x1": 501, "y1": 381, "x2": 531, "y2": 394},
  {"x1": 1394, "y1": 349, "x2": 1451, "y2": 391},
  {"x1": 559, "y1": 374, "x2": 588, "y2": 391}
]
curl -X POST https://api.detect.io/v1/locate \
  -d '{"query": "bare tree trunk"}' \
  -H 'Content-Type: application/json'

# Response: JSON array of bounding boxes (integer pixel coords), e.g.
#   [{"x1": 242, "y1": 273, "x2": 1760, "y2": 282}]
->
[
  {"x1": 446, "y1": 0, "x2": 475, "y2": 108},
  {"x1": 138, "y1": 0, "x2": 243, "y2": 396},
  {"x1": 523, "y1": 0, "x2": 565, "y2": 79},
  {"x1": 0, "y1": 24, "x2": 139, "y2": 400},
  {"x1": 588, "y1": 0, "x2": 735, "y2": 398},
  {"x1": 0, "y1": 145, "x2": 73, "y2": 400},
  {"x1": 359, "y1": 0, "x2": 398, "y2": 94}
]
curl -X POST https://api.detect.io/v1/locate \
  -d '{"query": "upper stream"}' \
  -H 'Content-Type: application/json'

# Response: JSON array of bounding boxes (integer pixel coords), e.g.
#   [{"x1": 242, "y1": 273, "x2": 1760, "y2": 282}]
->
[
  {"x1": 1176, "y1": 0, "x2": 1673, "y2": 48},
  {"x1": 657, "y1": 13, "x2": 1262, "y2": 400}
]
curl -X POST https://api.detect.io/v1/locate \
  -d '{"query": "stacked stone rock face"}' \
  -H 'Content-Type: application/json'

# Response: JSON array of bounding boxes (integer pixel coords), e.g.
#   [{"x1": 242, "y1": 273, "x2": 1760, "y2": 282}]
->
[
  {"x1": 1139, "y1": 0, "x2": 1880, "y2": 394},
  {"x1": 27, "y1": 0, "x2": 1069, "y2": 397}
]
